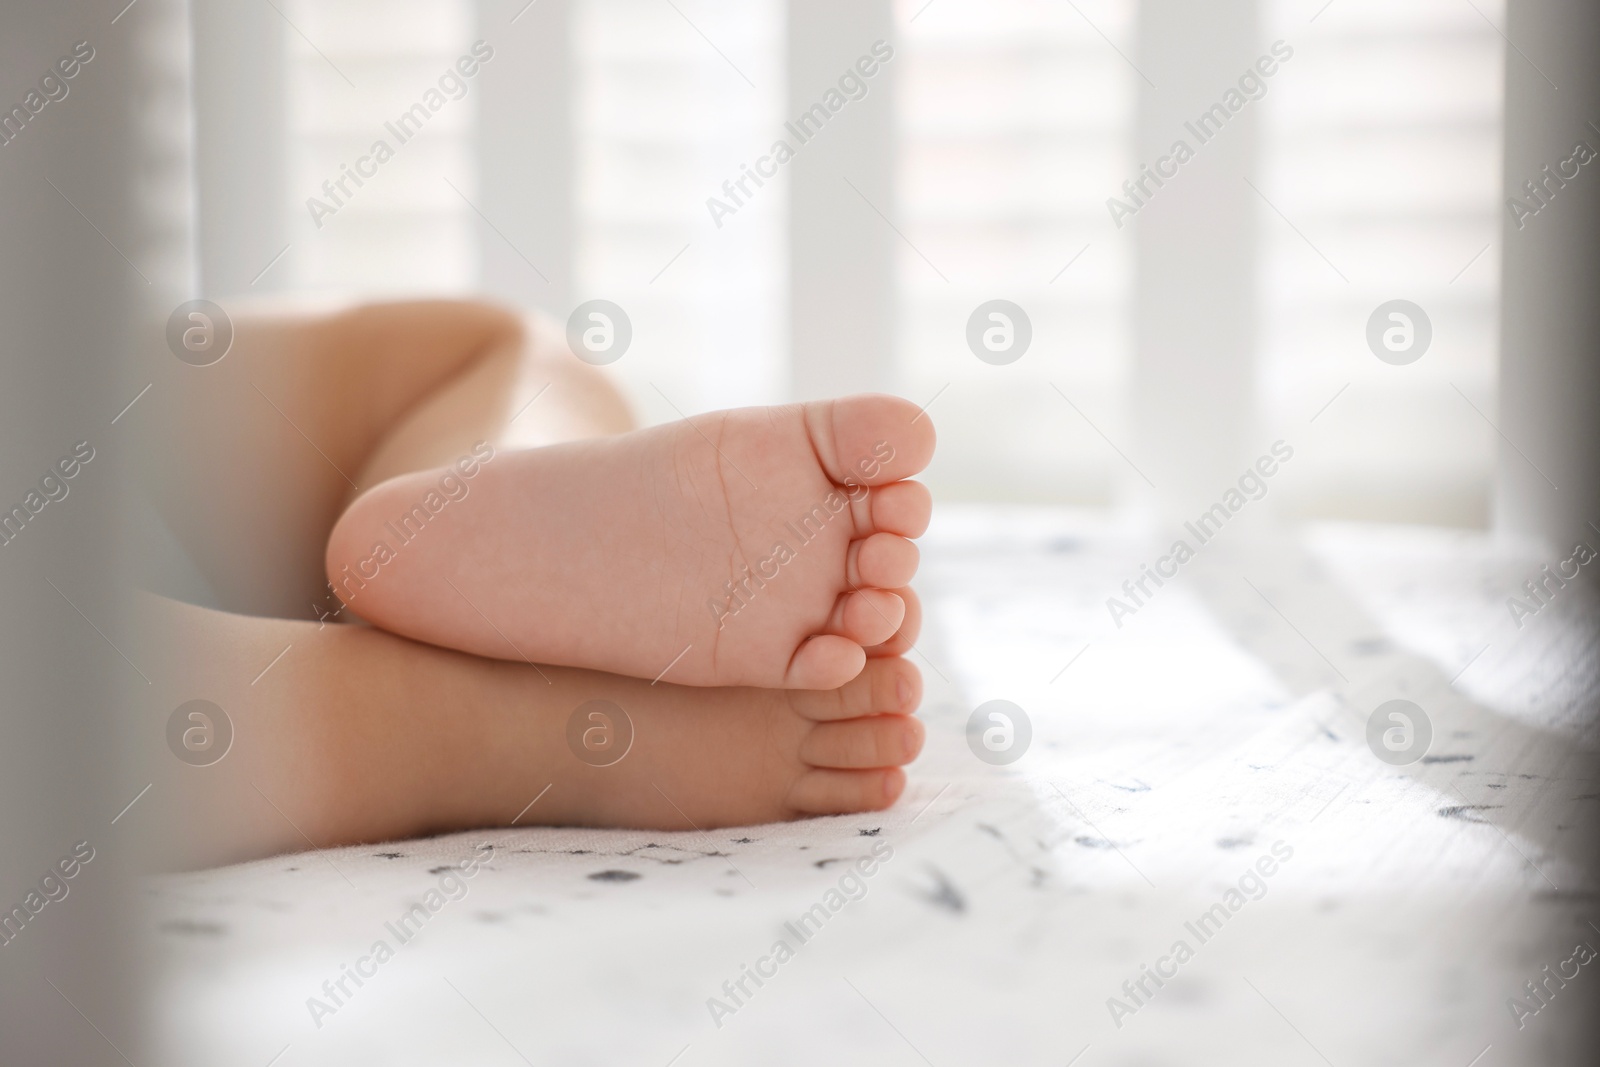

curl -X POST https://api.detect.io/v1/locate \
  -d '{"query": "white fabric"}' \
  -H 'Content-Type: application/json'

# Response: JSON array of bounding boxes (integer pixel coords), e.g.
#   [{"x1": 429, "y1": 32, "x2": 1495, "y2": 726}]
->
[{"x1": 148, "y1": 508, "x2": 1598, "y2": 1065}]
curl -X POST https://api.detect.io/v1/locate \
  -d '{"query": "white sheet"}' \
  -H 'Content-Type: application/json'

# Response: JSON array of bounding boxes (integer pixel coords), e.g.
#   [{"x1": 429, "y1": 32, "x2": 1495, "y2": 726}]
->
[{"x1": 148, "y1": 507, "x2": 1600, "y2": 1066}]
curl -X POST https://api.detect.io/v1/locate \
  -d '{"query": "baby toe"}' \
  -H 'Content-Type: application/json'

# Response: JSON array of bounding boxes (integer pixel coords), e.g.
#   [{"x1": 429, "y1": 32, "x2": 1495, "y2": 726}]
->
[
  {"x1": 848, "y1": 532, "x2": 920, "y2": 589},
  {"x1": 869, "y1": 480, "x2": 932, "y2": 538},
  {"x1": 794, "y1": 655, "x2": 921, "y2": 721},
  {"x1": 809, "y1": 394, "x2": 936, "y2": 487},
  {"x1": 827, "y1": 588, "x2": 905, "y2": 647},
  {"x1": 787, "y1": 767, "x2": 907, "y2": 815},
  {"x1": 800, "y1": 714, "x2": 924, "y2": 769},
  {"x1": 865, "y1": 586, "x2": 922, "y2": 658},
  {"x1": 782, "y1": 634, "x2": 866, "y2": 690}
]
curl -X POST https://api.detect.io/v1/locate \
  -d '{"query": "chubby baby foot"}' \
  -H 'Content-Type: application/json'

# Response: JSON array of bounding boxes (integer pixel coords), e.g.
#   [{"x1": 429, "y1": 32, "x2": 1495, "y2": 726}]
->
[
  {"x1": 399, "y1": 655, "x2": 929, "y2": 837},
  {"x1": 325, "y1": 394, "x2": 935, "y2": 688}
]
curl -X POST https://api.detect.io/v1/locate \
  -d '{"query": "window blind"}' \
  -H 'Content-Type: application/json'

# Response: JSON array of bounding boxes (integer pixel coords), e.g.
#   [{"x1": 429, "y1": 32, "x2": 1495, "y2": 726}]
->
[
  {"x1": 1257, "y1": 0, "x2": 1504, "y2": 525},
  {"x1": 574, "y1": 0, "x2": 787, "y2": 420},
  {"x1": 894, "y1": 0, "x2": 1137, "y2": 504},
  {"x1": 283, "y1": 0, "x2": 479, "y2": 294}
]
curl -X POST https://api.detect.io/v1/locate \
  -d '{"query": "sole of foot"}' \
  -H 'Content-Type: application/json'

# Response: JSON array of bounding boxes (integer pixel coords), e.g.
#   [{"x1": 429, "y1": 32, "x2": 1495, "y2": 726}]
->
[{"x1": 328, "y1": 393, "x2": 936, "y2": 689}]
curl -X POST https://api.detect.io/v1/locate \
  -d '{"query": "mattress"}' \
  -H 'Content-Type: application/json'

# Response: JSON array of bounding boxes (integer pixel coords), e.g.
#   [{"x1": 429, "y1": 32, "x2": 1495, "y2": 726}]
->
[{"x1": 147, "y1": 506, "x2": 1600, "y2": 1066}]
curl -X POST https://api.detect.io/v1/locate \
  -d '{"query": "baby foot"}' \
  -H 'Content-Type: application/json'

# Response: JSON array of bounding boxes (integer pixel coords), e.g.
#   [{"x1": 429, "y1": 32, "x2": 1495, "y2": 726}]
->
[
  {"x1": 399, "y1": 655, "x2": 928, "y2": 836},
  {"x1": 326, "y1": 395, "x2": 935, "y2": 688}
]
